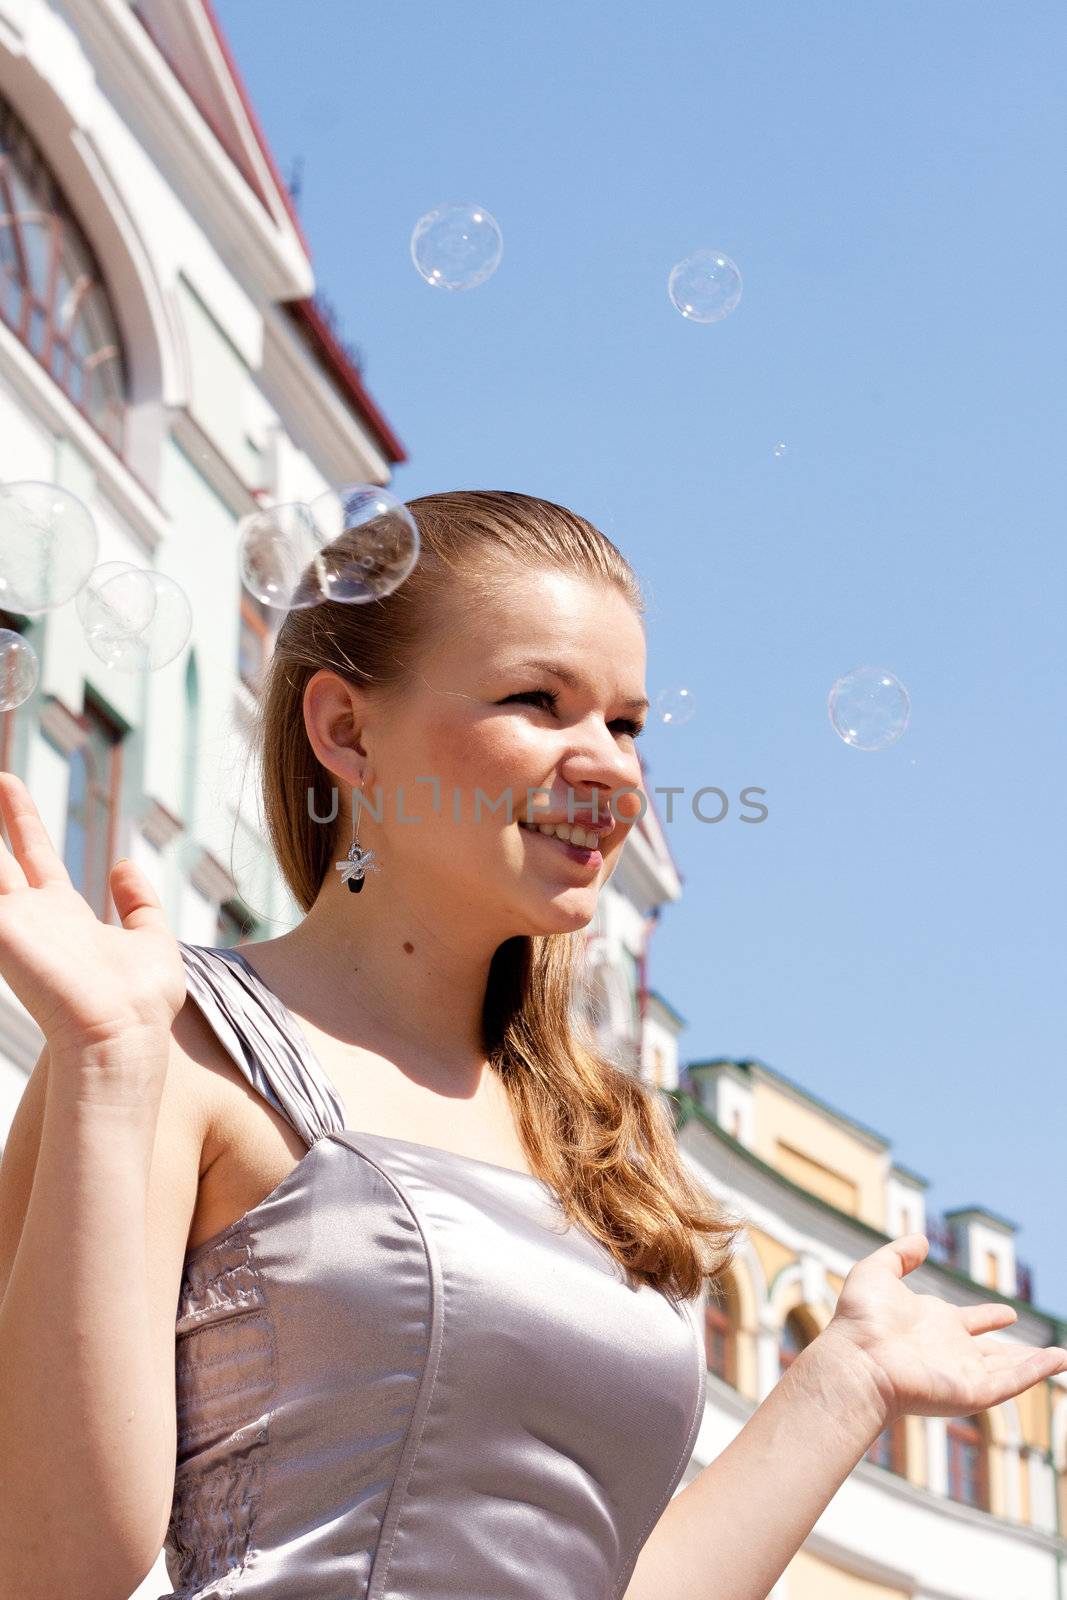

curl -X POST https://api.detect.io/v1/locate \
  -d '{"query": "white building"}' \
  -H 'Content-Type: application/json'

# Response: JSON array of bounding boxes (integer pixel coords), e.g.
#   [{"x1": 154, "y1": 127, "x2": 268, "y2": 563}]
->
[{"x1": 0, "y1": 4, "x2": 405, "y2": 1589}]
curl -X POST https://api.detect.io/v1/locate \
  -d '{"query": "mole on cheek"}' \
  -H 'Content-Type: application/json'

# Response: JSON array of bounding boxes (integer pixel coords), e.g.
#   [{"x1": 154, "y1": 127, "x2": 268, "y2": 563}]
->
[{"x1": 402, "y1": 941, "x2": 414, "y2": 954}]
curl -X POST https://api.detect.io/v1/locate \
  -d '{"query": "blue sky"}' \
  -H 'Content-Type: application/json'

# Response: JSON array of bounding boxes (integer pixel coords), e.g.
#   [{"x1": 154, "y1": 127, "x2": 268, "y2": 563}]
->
[{"x1": 215, "y1": 1, "x2": 1067, "y2": 1314}]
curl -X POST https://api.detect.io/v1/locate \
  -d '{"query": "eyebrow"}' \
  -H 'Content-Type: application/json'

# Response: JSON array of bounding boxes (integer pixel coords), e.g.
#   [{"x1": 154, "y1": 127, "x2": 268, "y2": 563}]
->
[{"x1": 505, "y1": 658, "x2": 650, "y2": 715}]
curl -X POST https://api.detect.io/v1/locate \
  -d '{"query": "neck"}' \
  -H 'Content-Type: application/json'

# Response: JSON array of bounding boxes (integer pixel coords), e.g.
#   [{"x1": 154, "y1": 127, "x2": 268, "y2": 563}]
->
[{"x1": 251, "y1": 877, "x2": 500, "y2": 1084}]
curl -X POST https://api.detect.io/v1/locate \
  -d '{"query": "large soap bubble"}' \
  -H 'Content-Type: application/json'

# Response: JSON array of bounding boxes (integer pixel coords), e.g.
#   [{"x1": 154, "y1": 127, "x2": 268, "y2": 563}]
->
[
  {"x1": 82, "y1": 566, "x2": 192, "y2": 672},
  {"x1": 0, "y1": 628, "x2": 39, "y2": 711},
  {"x1": 410, "y1": 202, "x2": 503, "y2": 290},
  {"x1": 237, "y1": 502, "x2": 325, "y2": 611},
  {"x1": 0, "y1": 480, "x2": 99, "y2": 613},
  {"x1": 828, "y1": 666, "x2": 910, "y2": 751},
  {"x1": 668, "y1": 250, "x2": 743, "y2": 323},
  {"x1": 307, "y1": 485, "x2": 420, "y2": 602}
]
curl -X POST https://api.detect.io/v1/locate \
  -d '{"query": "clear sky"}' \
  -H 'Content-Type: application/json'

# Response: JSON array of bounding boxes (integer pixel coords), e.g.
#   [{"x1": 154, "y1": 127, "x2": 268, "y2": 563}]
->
[{"x1": 214, "y1": 0, "x2": 1067, "y2": 1315}]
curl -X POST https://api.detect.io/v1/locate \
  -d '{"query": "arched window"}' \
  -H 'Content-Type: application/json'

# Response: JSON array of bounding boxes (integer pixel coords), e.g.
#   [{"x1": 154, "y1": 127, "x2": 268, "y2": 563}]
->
[
  {"x1": 865, "y1": 1415, "x2": 908, "y2": 1477},
  {"x1": 0, "y1": 95, "x2": 127, "y2": 452},
  {"x1": 778, "y1": 1308, "x2": 811, "y2": 1375},
  {"x1": 947, "y1": 1414, "x2": 990, "y2": 1511},
  {"x1": 704, "y1": 1278, "x2": 738, "y2": 1389}
]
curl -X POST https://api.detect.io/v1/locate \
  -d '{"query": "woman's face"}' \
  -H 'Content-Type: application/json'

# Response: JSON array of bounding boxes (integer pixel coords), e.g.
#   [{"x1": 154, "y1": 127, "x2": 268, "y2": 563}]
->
[{"x1": 316, "y1": 567, "x2": 649, "y2": 939}]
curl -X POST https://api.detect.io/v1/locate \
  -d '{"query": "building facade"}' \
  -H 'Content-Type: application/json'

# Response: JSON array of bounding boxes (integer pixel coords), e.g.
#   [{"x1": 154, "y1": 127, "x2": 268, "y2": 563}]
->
[
  {"x1": 671, "y1": 1058, "x2": 1067, "y2": 1600},
  {"x1": 0, "y1": 0, "x2": 406, "y2": 1132},
  {"x1": 0, "y1": 5, "x2": 404, "y2": 1589}
]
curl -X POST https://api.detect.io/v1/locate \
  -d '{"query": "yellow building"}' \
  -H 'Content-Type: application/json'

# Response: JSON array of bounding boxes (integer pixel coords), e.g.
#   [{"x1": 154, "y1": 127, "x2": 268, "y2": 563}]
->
[{"x1": 668, "y1": 1057, "x2": 1066, "y2": 1600}]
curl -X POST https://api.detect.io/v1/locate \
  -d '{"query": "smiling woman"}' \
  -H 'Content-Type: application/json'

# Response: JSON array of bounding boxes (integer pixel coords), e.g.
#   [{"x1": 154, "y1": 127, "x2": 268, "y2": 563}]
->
[
  {"x1": 255, "y1": 489, "x2": 739, "y2": 1297},
  {"x1": 148, "y1": 488, "x2": 747, "y2": 1600}
]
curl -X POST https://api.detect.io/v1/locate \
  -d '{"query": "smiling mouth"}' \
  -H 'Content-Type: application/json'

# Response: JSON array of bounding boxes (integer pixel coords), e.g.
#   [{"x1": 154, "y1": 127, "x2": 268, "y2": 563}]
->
[{"x1": 518, "y1": 821, "x2": 603, "y2": 861}]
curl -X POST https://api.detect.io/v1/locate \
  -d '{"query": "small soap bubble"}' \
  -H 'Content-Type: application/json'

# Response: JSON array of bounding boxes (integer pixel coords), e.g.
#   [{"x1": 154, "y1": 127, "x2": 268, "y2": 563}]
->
[
  {"x1": 667, "y1": 250, "x2": 742, "y2": 323},
  {"x1": 237, "y1": 502, "x2": 324, "y2": 611},
  {"x1": 410, "y1": 202, "x2": 503, "y2": 290},
  {"x1": 83, "y1": 568, "x2": 191, "y2": 672},
  {"x1": 828, "y1": 666, "x2": 910, "y2": 751},
  {"x1": 0, "y1": 628, "x2": 38, "y2": 711},
  {"x1": 308, "y1": 485, "x2": 420, "y2": 602},
  {"x1": 773, "y1": 442, "x2": 787, "y2": 458},
  {"x1": 656, "y1": 686, "x2": 696, "y2": 726},
  {"x1": 0, "y1": 480, "x2": 98, "y2": 613}
]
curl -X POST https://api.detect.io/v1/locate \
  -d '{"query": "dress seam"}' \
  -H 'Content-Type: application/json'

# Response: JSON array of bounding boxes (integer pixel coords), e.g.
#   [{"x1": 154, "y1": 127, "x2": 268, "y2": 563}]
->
[{"x1": 341, "y1": 1139, "x2": 445, "y2": 1600}]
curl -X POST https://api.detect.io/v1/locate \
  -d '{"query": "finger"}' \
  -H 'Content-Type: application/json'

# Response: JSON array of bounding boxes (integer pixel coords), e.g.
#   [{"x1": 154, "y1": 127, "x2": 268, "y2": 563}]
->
[
  {"x1": 0, "y1": 782, "x2": 28, "y2": 894},
  {"x1": 0, "y1": 771, "x2": 73, "y2": 891},
  {"x1": 868, "y1": 1232, "x2": 930, "y2": 1279},
  {"x1": 972, "y1": 1337, "x2": 1041, "y2": 1373},
  {"x1": 960, "y1": 1302, "x2": 1018, "y2": 1335},
  {"x1": 109, "y1": 858, "x2": 168, "y2": 933},
  {"x1": 977, "y1": 1346, "x2": 1067, "y2": 1407}
]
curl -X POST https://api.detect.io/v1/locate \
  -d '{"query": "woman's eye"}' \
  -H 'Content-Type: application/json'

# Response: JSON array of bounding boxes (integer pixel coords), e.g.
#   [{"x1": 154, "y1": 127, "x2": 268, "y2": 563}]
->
[
  {"x1": 503, "y1": 690, "x2": 643, "y2": 739},
  {"x1": 505, "y1": 689, "x2": 558, "y2": 710}
]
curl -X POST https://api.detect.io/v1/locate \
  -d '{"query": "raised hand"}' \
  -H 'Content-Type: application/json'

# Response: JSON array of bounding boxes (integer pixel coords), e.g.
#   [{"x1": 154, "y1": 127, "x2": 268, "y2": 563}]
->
[
  {"x1": 821, "y1": 1232, "x2": 1067, "y2": 1426},
  {"x1": 0, "y1": 770, "x2": 186, "y2": 1070}
]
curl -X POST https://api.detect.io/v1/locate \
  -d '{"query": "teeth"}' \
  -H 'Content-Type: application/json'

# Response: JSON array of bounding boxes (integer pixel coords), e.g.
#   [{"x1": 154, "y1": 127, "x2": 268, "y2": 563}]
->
[{"x1": 520, "y1": 820, "x2": 601, "y2": 849}]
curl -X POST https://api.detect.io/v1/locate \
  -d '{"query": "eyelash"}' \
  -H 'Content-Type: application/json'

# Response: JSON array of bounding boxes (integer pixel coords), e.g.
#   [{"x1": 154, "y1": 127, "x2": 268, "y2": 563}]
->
[{"x1": 505, "y1": 688, "x2": 645, "y2": 739}]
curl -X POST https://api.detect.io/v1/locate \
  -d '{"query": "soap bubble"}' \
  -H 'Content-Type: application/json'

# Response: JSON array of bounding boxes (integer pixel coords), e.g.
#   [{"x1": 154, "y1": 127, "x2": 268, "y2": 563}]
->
[
  {"x1": 0, "y1": 481, "x2": 98, "y2": 613},
  {"x1": 410, "y1": 202, "x2": 503, "y2": 290},
  {"x1": 656, "y1": 686, "x2": 696, "y2": 726},
  {"x1": 828, "y1": 666, "x2": 910, "y2": 751},
  {"x1": 83, "y1": 567, "x2": 191, "y2": 672},
  {"x1": 77, "y1": 562, "x2": 156, "y2": 637},
  {"x1": 773, "y1": 442, "x2": 787, "y2": 458},
  {"x1": 0, "y1": 628, "x2": 38, "y2": 711},
  {"x1": 667, "y1": 250, "x2": 742, "y2": 323},
  {"x1": 237, "y1": 502, "x2": 324, "y2": 611},
  {"x1": 307, "y1": 485, "x2": 420, "y2": 602}
]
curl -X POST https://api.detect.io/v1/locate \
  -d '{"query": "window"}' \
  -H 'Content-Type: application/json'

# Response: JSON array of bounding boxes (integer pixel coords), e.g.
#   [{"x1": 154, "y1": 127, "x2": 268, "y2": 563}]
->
[
  {"x1": 704, "y1": 1283, "x2": 738, "y2": 1388},
  {"x1": 63, "y1": 693, "x2": 123, "y2": 920},
  {"x1": 865, "y1": 1416, "x2": 907, "y2": 1477},
  {"x1": 0, "y1": 95, "x2": 127, "y2": 452},
  {"x1": 778, "y1": 1309, "x2": 811, "y2": 1375},
  {"x1": 947, "y1": 1414, "x2": 989, "y2": 1510}
]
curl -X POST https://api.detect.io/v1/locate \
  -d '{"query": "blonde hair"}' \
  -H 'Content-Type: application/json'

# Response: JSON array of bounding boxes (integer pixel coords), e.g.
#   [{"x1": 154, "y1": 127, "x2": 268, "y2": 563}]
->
[{"x1": 254, "y1": 489, "x2": 744, "y2": 1302}]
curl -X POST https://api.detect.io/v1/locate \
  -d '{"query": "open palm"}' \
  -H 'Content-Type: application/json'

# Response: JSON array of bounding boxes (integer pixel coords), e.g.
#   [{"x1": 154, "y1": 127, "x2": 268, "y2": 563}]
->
[
  {"x1": 826, "y1": 1233, "x2": 1067, "y2": 1425},
  {"x1": 0, "y1": 771, "x2": 185, "y2": 1056}
]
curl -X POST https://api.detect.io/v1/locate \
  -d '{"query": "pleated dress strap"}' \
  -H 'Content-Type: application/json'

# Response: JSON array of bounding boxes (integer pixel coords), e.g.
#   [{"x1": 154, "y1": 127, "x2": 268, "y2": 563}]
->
[{"x1": 177, "y1": 940, "x2": 347, "y2": 1147}]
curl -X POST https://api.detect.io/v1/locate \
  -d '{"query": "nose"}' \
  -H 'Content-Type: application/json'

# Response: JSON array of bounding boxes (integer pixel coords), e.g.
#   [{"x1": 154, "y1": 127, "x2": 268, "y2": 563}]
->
[{"x1": 559, "y1": 725, "x2": 644, "y2": 826}]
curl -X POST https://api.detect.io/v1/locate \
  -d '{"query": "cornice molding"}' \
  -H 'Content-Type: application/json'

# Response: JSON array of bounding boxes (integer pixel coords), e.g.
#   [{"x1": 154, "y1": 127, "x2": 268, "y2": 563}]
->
[
  {"x1": 140, "y1": 794, "x2": 184, "y2": 851},
  {"x1": 58, "y1": 0, "x2": 313, "y2": 305},
  {"x1": 38, "y1": 694, "x2": 88, "y2": 757},
  {"x1": 261, "y1": 305, "x2": 391, "y2": 486},
  {"x1": 188, "y1": 842, "x2": 237, "y2": 905}
]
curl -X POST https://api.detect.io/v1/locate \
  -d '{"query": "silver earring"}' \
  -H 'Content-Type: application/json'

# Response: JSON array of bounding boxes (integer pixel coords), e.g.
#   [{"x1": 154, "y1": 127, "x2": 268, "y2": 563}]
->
[{"x1": 335, "y1": 776, "x2": 381, "y2": 894}]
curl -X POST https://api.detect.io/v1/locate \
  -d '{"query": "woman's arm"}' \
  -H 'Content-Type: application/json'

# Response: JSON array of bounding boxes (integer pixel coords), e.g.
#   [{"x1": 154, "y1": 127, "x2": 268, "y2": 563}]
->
[
  {"x1": 622, "y1": 1327, "x2": 884, "y2": 1600},
  {"x1": 0, "y1": 1035, "x2": 196, "y2": 1600},
  {"x1": 624, "y1": 1233, "x2": 1067, "y2": 1600}
]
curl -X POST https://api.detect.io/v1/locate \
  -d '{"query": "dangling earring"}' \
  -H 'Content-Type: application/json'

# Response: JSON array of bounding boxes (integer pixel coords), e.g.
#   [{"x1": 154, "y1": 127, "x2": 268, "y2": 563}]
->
[{"x1": 335, "y1": 773, "x2": 381, "y2": 894}]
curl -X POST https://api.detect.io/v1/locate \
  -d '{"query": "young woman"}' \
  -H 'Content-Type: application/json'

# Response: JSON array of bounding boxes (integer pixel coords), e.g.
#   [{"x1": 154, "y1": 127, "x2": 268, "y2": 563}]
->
[{"x1": 0, "y1": 490, "x2": 1062, "y2": 1600}]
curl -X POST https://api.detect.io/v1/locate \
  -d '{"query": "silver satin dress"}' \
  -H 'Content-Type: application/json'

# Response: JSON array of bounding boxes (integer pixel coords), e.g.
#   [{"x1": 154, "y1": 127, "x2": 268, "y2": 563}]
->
[{"x1": 161, "y1": 941, "x2": 706, "y2": 1600}]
